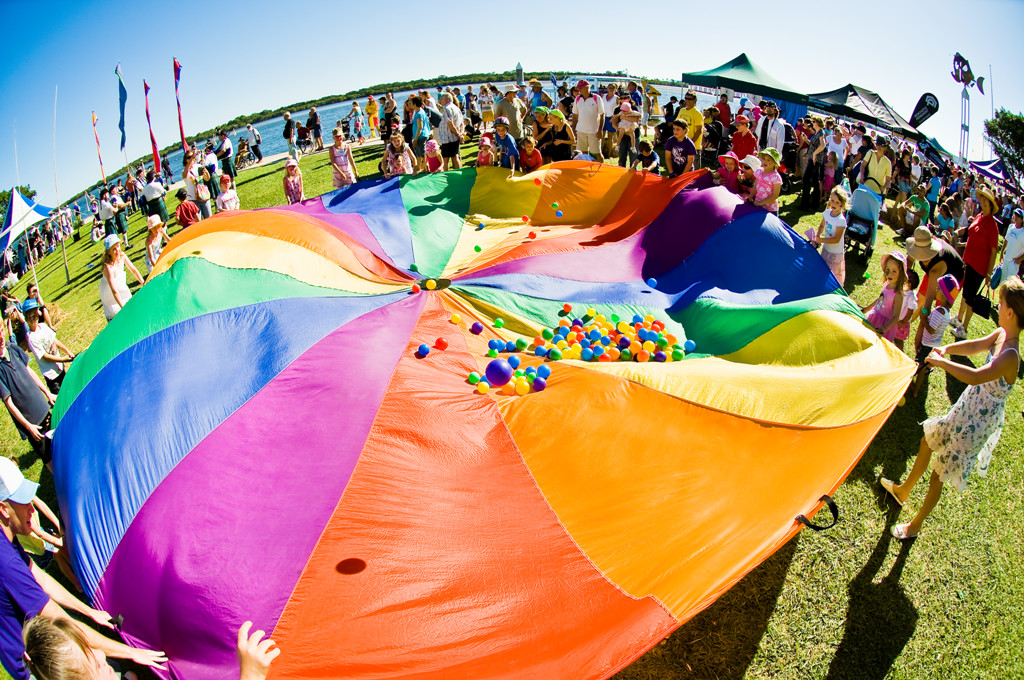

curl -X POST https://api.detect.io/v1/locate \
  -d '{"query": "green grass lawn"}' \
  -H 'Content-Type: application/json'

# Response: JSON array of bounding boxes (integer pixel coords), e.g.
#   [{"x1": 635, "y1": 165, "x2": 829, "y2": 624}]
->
[{"x1": 3, "y1": 139, "x2": 1021, "y2": 680}]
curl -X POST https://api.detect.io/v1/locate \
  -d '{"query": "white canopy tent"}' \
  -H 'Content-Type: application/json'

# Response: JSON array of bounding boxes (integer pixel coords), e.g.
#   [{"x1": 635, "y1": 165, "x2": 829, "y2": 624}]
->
[{"x1": 0, "y1": 188, "x2": 53, "y2": 252}]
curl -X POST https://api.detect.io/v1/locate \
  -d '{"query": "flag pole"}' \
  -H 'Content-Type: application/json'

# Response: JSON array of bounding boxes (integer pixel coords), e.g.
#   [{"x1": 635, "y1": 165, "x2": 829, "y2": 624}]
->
[
  {"x1": 53, "y1": 85, "x2": 70, "y2": 284},
  {"x1": 12, "y1": 121, "x2": 41, "y2": 291}
]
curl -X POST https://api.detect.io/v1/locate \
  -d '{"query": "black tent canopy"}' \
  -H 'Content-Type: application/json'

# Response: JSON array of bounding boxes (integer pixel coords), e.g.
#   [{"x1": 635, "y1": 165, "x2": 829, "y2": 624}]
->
[{"x1": 808, "y1": 84, "x2": 921, "y2": 140}]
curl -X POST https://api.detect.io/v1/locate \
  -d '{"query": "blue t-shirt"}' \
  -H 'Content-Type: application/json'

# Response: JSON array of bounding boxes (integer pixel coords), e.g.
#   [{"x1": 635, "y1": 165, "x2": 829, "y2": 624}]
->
[
  {"x1": 0, "y1": 536, "x2": 49, "y2": 680},
  {"x1": 412, "y1": 109, "x2": 431, "y2": 140},
  {"x1": 494, "y1": 134, "x2": 519, "y2": 169},
  {"x1": 927, "y1": 176, "x2": 941, "y2": 202}
]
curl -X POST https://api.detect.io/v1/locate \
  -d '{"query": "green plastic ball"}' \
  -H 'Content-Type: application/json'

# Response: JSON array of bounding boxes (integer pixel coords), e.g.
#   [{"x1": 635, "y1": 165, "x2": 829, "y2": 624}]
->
[
  {"x1": 409, "y1": 263, "x2": 418, "y2": 272},
  {"x1": 487, "y1": 348, "x2": 498, "y2": 358},
  {"x1": 547, "y1": 348, "x2": 563, "y2": 361},
  {"x1": 672, "y1": 349, "x2": 685, "y2": 361},
  {"x1": 619, "y1": 348, "x2": 632, "y2": 361},
  {"x1": 494, "y1": 318, "x2": 505, "y2": 328},
  {"x1": 474, "y1": 245, "x2": 482, "y2": 252},
  {"x1": 515, "y1": 338, "x2": 528, "y2": 351},
  {"x1": 467, "y1": 372, "x2": 481, "y2": 384},
  {"x1": 542, "y1": 328, "x2": 554, "y2": 340}
]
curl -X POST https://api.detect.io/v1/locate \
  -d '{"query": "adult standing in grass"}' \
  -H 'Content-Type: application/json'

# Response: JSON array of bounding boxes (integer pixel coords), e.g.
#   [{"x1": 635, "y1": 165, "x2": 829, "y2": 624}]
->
[
  {"x1": 245, "y1": 123, "x2": 263, "y2": 163},
  {"x1": 283, "y1": 112, "x2": 299, "y2": 162},
  {"x1": 0, "y1": 332, "x2": 55, "y2": 467},
  {"x1": 907, "y1": 226, "x2": 965, "y2": 350},
  {"x1": 571, "y1": 80, "x2": 604, "y2": 162},
  {"x1": 675, "y1": 90, "x2": 705, "y2": 151},
  {"x1": 410, "y1": 97, "x2": 431, "y2": 173},
  {"x1": 952, "y1": 186, "x2": 1001, "y2": 339},
  {"x1": 800, "y1": 116, "x2": 827, "y2": 210},
  {"x1": 883, "y1": 277, "x2": 1022, "y2": 540},
  {"x1": 182, "y1": 150, "x2": 213, "y2": 219},
  {"x1": 494, "y1": 85, "x2": 529, "y2": 144},
  {"x1": 382, "y1": 93, "x2": 398, "y2": 135},
  {"x1": 142, "y1": 170, "x2": 169, "y2": 226},
  {"x1": 307, "y1": 107, "x2": 324, "y2": 152},
  {"x1": 365, "y1": 96, "x2": 380, "y2": 138},
  {"x1": 99, "y1": 235, "x2": 142, "y2": 323},
  {"x1": 215, "y1": 130, "x2": 236, "y2": 187},
  {"x1": 438, "y1": 93, "x2": 464, "y2": 171}
]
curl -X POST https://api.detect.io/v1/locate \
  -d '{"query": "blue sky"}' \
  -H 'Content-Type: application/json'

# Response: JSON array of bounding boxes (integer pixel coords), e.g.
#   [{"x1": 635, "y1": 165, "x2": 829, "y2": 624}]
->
[{"x1": 1, "y1": 0, "x2": 1021, "y2": 205}]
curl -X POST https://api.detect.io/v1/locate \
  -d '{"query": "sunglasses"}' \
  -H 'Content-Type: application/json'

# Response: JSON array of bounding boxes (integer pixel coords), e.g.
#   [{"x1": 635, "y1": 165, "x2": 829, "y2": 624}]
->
[
  {"x1": 740, "y1": 164, "x2": 751, "y2": 170},
  {"x1": 685, "y1": 97, "x2": 696, "y2": 101}
]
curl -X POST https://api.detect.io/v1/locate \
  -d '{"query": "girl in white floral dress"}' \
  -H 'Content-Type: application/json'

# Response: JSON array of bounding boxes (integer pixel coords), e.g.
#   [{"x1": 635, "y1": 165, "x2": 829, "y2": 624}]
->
[{"x1": 882, "y1": 276, "x2": 1023, "y2": 540}]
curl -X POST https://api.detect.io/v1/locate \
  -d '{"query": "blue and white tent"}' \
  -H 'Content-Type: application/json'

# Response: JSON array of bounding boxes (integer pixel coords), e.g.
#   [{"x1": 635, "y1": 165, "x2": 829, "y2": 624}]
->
[{"x1": 0, "y1": 188, "x2": 53, "y2": 252}]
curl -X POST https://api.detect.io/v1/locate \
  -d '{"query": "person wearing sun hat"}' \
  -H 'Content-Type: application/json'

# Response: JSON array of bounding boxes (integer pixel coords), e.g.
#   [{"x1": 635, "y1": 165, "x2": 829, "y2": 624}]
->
[
  {"x1": 737, "y1": 153, "x2": 761, "y2": 200},
  {"x1": 99, "y1": 232, "x2": 143, "y2": 323},
  {"x1": 526, "y1": 78, "x2": 552, "y2": 112},
  {"x1": 571, "y1": 79, "x2": 605, "y2": 162},
  {"x1": 906, "y1": 225, "x2": 965, "y2": 347},
  {"x1": 546, "y1": 109, "x2": 575, "y2": 163},
  {"x1": 144, "y1": 214, "x2": 169, "y2": 274},
  {"x1": 493, "y1": 85, "x2": 528, "y2": 141},
  {"x1": 749, "y1": 147, "x2": 784, "y2": 214},
  {"x1": 951, "y1": 184, "x2": 1002, "y2": 338}
]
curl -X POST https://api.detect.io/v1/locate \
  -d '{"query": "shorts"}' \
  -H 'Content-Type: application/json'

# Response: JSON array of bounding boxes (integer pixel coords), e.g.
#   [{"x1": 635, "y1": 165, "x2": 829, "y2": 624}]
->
[
  {"x1": 897, "y1": 178, "x2": 912, "y2": 194},
  {"x1": 603, "y1": 119, "x2": 616, "y2": 133},
  {"x1": 576, "y1": 131, "x2": 601, "y2": 156},
  {"x1": 413, "y1": 138, "x2": 427, "y2": 157},
  {"x1": 916, "y1": 343, "x2": 937, "y2": 368},
  {"x1": 821, "y1": 248, "x2": 846, "y2": 286},
  {"x1": 482, "y1": 110, "x2": 494, "y2": 123},
  {"x1": 962, "y1": 264, "x2": 986, "y2": 311},
  {"x1": 440, "y1": 140, "x2": 460, "y2": 158}
]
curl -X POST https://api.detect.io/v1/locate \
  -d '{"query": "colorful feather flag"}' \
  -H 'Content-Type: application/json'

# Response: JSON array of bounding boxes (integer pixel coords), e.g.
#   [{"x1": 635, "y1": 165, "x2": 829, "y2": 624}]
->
[
  {"x1": 173, "y1": 58, "x2": 189, "y2": 153},
  {"x1": 91, "y1": 112, "x2": 106, "y2": 184},
  {"x1": 114, "y1": 64, "x2": 128, "y2": 151},
  {"x1": 143, "y1": 80, "x2": 161, "y2": 173}
]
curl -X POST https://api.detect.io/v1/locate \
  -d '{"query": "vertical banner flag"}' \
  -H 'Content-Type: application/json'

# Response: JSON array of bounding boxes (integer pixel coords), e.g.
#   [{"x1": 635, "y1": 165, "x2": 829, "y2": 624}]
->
[
  {"x1": 91, "y1": 112, "x2": 106, "y2": 184},
  {"x1": 173, "y1": 58, "x2": 189, "y2": 153},
  {"x1": 909, "y1": 93, "x2": 940, "y2": 129},
  {"x1": 143, "y1": 80, "x2": 161, "y2": 173},
  {"x1": 114, "y1": 64, "x2": 128, "y2": 151}
]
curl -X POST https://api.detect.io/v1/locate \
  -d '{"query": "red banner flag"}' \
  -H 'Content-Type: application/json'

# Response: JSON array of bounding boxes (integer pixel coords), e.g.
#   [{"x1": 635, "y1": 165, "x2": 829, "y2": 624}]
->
[
  {"x1": 173, "y1": 58, "x2": 189, "y2": 153},
  {"x1": 143, "y1": 80, "x2": 161, "y2": 173},
  {"x1": 91, "y1": 111, "x2": 106, "y2": 184}
]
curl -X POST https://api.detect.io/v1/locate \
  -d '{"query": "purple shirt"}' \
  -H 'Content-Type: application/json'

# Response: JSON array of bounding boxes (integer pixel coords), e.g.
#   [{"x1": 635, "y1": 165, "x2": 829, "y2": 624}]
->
[
  {"x1": 664, "y1": 136, "x2": 696, "y2": 176},
  {"x1": 0, "y1": 535, "x2": 49, "y2": 680}
]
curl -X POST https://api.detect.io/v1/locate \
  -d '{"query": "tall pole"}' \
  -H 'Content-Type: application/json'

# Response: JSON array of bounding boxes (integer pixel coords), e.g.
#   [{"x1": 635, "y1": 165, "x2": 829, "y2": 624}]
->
[
  {"x1": 53, "y1": 85, "x2": 70, "y2": 284},
  {"x1": 988, "y1": 64, "x2": 995, "y2": 161},
  {"x1": 13, "y1": 121, "x2": 41, "y2": 292}
]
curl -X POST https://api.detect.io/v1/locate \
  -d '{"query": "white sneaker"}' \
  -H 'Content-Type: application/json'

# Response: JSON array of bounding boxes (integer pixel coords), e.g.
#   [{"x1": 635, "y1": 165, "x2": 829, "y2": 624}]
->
[{"x1": 952, "y1": 326, "x2": 967, "y2": 340}]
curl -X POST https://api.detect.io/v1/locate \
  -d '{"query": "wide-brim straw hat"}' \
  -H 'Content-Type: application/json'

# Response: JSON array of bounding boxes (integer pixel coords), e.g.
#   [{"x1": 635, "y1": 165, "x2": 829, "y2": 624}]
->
[{"x1": 906, "y1": 226, "x2": 941, "y2": 261}]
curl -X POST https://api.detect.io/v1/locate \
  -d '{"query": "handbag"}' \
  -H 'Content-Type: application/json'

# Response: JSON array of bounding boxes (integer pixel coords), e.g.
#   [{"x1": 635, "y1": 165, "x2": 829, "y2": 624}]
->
[
  {"x1": 990, "y1": 263, "x2": 1003, "y2": 290},
  {"x1": 972, "y1": 286, "x2": 992, "y2": 320},
  {"x1": 195, "y1": 183, "x2": 210, "y2": 202}
]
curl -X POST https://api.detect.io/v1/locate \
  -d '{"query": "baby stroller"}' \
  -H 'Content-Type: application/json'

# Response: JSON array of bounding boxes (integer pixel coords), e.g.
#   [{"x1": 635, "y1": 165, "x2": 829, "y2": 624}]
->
[
  {"x1": 235, "y1": 139, "x2": 256, "y2": 171},
  {"x1": 846, "y1": 187, "x2": 881, "y2": 262}
]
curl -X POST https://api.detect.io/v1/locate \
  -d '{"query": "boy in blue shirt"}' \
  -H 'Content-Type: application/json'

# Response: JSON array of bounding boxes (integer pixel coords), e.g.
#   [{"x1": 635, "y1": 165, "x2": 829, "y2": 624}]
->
[{"x1": 493, "y1": 117, "x2": 519, "y2": 171}]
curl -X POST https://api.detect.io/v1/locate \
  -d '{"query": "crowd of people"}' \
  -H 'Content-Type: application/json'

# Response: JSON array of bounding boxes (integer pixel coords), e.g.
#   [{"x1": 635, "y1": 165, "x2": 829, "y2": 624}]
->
[{"x1": 0, "y1": 76, "x2": 1021, "y2": 679}]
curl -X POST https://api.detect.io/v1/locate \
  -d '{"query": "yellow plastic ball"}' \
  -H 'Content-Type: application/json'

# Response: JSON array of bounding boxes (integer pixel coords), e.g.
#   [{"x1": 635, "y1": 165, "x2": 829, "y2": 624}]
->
[
  {"x1": 643, "y1": 314, "x2": 655, "y2": 324},
  {"x1": 515, "y1": 381, "x2": 530, "y2": 396},
  {"x1": 425, "y1": 279, "x2": 437, "y2": 290},
  {"x1": 617, "y1": 321, "x2": 630, "y2": 333},
  {"x1": 586, "y1": 307, "x2": 597, "y2": 317},
  {"x1": 556, "y1": 340, "x2": 567, "y2": 349},
  {"x1": 642, "y1": 340, "x2": 656, "y2": 352},
  {"x1": 898, "y1": 397, "x2": 906, "y2": 407},
  {"x1": 477, "y1": 382, "x2": 490, "y2": 394},
  {"x1": 595, "y1": 314, "x2": 606, "y2": 324},
  {"x1": 450, "y1": 313, "x2": 462, "y2": 324}
]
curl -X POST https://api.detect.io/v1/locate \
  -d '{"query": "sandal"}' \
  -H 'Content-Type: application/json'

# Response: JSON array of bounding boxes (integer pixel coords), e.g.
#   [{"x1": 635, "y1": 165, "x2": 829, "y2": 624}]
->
[
  {"x1": 880, "y1": 478, "x2": 904, "y2": 507},
  {"x1": 891, "y1": 523, "x2": 919, "y2": 541}
]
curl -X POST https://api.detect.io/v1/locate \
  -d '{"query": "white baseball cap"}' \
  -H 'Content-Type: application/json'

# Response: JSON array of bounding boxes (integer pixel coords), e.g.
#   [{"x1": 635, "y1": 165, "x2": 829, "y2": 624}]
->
[{"x1": 0, "y1": 458, "x2": 38, "y2": 504}]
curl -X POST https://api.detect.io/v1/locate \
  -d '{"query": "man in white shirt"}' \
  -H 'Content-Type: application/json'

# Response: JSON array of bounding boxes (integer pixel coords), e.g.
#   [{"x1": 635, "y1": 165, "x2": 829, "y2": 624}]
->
[
  {"x1": 97, "y1": 189, "x2": 116, "y2": 236},
  {"x1": 572, "y1": 80, "x2": 605, "y2": 162},
  {"x1": 142, "y1": 170, "x2": 168, "y2": 224},
  {"x1": 245, "y1": 124, "x2": 262, "y2": 163},
  {"x1": 753, "y1": 101, "x2": 788, "y2": 153}
]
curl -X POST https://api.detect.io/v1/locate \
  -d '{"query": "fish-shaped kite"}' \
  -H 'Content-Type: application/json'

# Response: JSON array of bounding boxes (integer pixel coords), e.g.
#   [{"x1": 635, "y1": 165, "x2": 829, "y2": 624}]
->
[{"x1": 952, "y1": 52, "x2": 985, "y2": 94}]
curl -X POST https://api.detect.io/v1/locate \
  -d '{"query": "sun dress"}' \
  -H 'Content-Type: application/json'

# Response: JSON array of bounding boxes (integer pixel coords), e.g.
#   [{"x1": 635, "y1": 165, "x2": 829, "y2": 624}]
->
[
  {"x1": 925, "y1": 347, "x2": 1019, "y2": 492},
  {"x1": 865, "y1": 286, "x2": 901, "y2": 341}
]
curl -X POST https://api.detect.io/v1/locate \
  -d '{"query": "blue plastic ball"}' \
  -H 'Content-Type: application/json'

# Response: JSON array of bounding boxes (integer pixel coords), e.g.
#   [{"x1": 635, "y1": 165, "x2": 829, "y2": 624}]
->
[
  {"x1": 485, "y1": 359, "x2": 515, "y2": 386},
  {"x1": 478, "y1": 222, "x2": 486, "y2": 229},
  {"x1": 683, "y1": 339, "x2": 697, "y2": 352},
  {"x1": 555, "y1": 210, "x2": 563, "y2": 218},
  {"x1": 558, "y1": 326, "x2": 570, "y2": 337},
  {"x1": 618, "y1": 336, "x2": 631, "y2": 349},
  {"x1": 600, "y1": 336, "x2": 611, "y2": 346},
  {"x1": 525, "y1": 366, "x2": 537, "y2": 375},
  {"x1": 417, "y1": 344, "x2": 430, "y2": 356},
  {"x1": 632, "y1": 314, "x2": 644, "y2": 324},
  {"x1": 580, "y1": 348, "x2": 594, "y2": 361},
  {"x1": 579, "y1": 338, "x2": 591, "y2": 349},
  {"x1": 637, "y1": 328, "x2": 648, "y2": 341},
  {"x1": 572, "y1": 318, "x2": 583, "y2": 327},
  {"x1": 471, "y1": 322, "x2": 484, "y2": 335},
  {"x1": 532, "y1": 377, "x2": 547, "y2": 391},
  {"x1": 653, "y1": 351, "x2": 667, "y2": 362},
  {"x1": 537, "y1": 364, "x2": 552, "y2": 379},
  {"x1": 592, "y1": 345, "x2": 605, "y2": 356},
  {"x1": 505, "y1": 340, "x2": 517, "y2": 352},
  {"x1": 588, "y1": 329, "x2": 601, "y2": 340},
  {"x1": 534, "y1": 346, "x2": 548, "y2": 357},
  {"x1": 508, "y1": 355, "x2": 521, "y2": 369},
  {"x1": 488, "y1": 339, "x2": 501, "y2": 350}
]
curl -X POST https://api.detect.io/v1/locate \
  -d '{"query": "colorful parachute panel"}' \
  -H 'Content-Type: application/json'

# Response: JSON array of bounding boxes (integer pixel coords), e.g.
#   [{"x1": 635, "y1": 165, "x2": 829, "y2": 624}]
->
[{"x1": 53, "y1": 163, "x2": 915, "y2": 680}]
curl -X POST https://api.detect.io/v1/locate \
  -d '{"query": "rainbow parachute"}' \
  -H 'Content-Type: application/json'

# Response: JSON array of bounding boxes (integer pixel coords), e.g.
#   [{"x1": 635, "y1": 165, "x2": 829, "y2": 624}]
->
[{"x1": 53, "y1": 163, "x2": 914, "y2": 679}]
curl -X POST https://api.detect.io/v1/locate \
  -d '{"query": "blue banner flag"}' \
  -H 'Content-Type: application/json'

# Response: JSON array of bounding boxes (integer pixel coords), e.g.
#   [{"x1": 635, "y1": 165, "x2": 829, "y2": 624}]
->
[{"x1": 114, "y1": 64, "x2": 128, "y2": 151}]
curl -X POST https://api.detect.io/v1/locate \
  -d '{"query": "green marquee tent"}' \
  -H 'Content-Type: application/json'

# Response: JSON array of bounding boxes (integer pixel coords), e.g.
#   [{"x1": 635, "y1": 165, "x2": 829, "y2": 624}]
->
[{"x1": 681, "y1": 53, "x2": 808, "y2": 105}]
